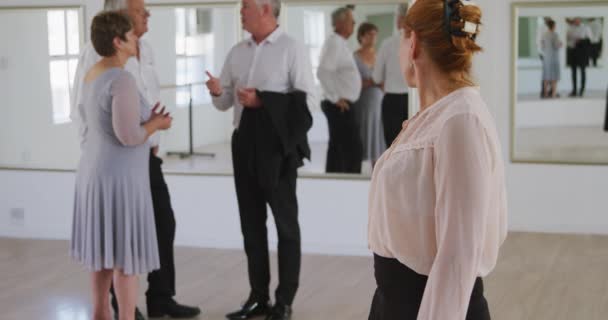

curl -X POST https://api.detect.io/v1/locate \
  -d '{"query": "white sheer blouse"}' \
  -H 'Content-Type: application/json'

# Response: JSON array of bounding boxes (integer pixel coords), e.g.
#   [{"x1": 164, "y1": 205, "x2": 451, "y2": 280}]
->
[{"x1": 368, "y1": 87, "x2": 508, "y2": 320}]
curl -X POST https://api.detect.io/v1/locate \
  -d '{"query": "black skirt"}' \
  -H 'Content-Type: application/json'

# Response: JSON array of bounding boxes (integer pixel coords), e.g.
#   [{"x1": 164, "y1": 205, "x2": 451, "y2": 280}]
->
[{"x1": 368, "y1": 254, "x2": 491, "y2": 320}]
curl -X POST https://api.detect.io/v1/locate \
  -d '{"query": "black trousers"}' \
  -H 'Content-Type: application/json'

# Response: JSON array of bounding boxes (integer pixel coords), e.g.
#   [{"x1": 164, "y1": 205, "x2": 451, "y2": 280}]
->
[
  {"x1": 540, "y1": 56, "x2": 545, "y2": 98},
  {"x1": 369, "y1": 254, "x2": 490, "y2": 320},
  {"x1": 146, "y1": 152, "x2": 177, "y2": 302},
  {"x1": 571, "y1": 64, "x2": 587, "y2": 96},
  {"x1": 381, "y1": 93, "x2": 409, "y2": 146},
  {"x1": 111, "y1": 151, "x2": 177, "y2": 311},
  {"x1": 231, "y1": 130, "x2": 301, "y2": 306},
  {"x1": 590, "y1": 41, "x2": 602, "y2": 66},
  {"x1": 321, "y1": 100, "x2": 362, "y2": 174}
]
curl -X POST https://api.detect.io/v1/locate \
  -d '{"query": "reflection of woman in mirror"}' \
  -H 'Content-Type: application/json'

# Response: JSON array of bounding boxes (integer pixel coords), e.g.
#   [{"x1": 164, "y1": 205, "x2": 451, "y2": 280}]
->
[
  {"x1": 70, "y1": 11, "x2": 172, "y2": 320},
  {"x1": 368, "y1": 0, "x2": 507, "y2": 319},
  {"x1": 541, "y1": 19, "x2": 562, "y2": 98},
  {"x1": 353, "y1": 22, "x2": 386, "y2": 168}
]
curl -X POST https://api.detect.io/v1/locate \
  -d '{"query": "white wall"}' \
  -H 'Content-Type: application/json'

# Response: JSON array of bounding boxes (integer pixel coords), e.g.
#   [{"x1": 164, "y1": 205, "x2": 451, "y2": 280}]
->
[
  {"x1": 2, "y1": 0, "x2": 608, "y2": 258},
  {"x1": 0, "y1": 170, "x2": 371, "y2": 255}
]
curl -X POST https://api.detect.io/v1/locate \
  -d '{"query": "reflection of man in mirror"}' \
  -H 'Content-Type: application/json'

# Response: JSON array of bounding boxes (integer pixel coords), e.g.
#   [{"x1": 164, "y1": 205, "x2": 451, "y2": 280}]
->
[
  {"x1": 566, "y1": 17, "x2": 593, "y2": 97},
  {"x1": 589, "y1": 18, "x2": 603, "y2": 67},
  {"x1": 373, "y1": 3, "x2": 410, "y2": 145},
  {"x1": 70, "y1": 0, "x2": 201, "y2": 319},
  {"x1": 317, "y1": 6, "x2": 363, "y2": 173},
  {"x1": 206, "y1": 0, "x2": 315, "y2": 319}
]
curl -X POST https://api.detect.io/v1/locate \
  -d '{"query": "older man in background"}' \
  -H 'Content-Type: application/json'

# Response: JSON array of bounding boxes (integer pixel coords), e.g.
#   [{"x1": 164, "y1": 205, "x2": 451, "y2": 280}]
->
[
  {"x1": 206, "y1": 0, "x2": 315, "y2": 319},
  {"x1": 317, "y1": 6, "x2": 363, "y2": 173},
  {"x1": 373, "y1": 3, "x2": 410, "y2": 146}
]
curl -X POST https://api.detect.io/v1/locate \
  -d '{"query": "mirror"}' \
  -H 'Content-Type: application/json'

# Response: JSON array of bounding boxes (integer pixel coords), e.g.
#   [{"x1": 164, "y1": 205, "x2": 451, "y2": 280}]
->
[
  {"x1": 150, "y1": 1, "x2": 410, "y2": 178},
  {"x1": 0, "y1": 1, "x2": 411, "y2": 179},
  {"x1": 144, "y1": 3, "x2": 240, "y2": 175},
  {"x1": 512, "y1": 1, "x2": 608, "y2": 164},
  {"x1": 0, "y1": 6, "x2": 84, "y2": 171},
  {"x1": 282, "y1": 2, "x2": 409, "y2": 177}
]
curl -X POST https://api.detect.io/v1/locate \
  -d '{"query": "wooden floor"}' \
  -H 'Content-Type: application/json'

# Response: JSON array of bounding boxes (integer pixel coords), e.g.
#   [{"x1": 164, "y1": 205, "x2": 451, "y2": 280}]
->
[{"x1": 1, "y1": 232, "x2": 608, "y2": 320}]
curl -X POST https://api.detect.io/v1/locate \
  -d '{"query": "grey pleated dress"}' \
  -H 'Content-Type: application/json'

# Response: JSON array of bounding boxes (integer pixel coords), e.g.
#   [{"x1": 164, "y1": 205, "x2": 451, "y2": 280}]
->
[
  {"x1": 71, "y1": 68, "x2": 160, "y2": 275},
  {"x1": 542, "y1": 31, "x2": 561, "y2": 81},
  {"x1": 353, "y1": 54, "x2": 386, "y2": 162}
]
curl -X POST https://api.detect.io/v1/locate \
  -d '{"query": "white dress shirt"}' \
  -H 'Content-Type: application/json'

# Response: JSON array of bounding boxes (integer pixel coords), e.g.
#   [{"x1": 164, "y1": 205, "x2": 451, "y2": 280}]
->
[
  {"x1": 373, "y1": 33, "x2": 408, "y2": 94},
  {"x1": 567, "y1": 24, "x2": 593, "y2": 48},
  {"x1": 71, "y1": 39, "x2": 161, "y2": 146},
  {"x1": 589, "y1": 20, "x2": 603, "y2": 44},
  {"x1": 536, "y1": 23, "x2": 548, "y2": 56},
  {"x1": 212, "y1": 27, "x2": 315, "y2": 128},
  {"x1": 317, "y1": 33, "x2": 362, "y2": 103},
  {"x1": 368, "y1": 87, "x2": 507, "y2": 320}
]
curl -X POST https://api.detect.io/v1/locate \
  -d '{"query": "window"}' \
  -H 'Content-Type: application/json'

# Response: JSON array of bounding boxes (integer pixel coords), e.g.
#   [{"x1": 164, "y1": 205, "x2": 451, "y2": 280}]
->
[
  {"x1": 47, "y1": 9, "x2": 80, "y2": 124},
  {"x1": 175, "y1": 8, "x2": 214, "y2": 108},
  {"x1": 303, "y1": 10, "x2": 325, "y2": 85}
]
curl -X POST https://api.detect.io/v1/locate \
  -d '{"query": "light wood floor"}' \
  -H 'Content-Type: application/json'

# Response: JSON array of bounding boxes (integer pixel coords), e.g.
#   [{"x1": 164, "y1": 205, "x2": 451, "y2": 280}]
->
[{"x1": 1, "y1": 232, "x2": 607, "y2": 320}]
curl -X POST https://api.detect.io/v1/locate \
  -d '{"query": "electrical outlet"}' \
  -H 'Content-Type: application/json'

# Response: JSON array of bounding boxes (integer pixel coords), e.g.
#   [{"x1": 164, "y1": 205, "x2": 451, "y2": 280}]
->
[{"x1": 9, "y1": 208, "x2": 25, "y2": 227}]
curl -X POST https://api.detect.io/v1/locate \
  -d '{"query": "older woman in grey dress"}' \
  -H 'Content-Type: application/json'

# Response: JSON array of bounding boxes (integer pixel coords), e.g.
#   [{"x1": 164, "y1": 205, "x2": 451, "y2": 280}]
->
[
  {"x1": 353, "y1": 23, "x2": 386, "y2": 166},
  {"x1": 542, "y1": 19, "x2": 562, "y2": 98},
  {"x1": 70, "y1": 11, "x2": 172, "y2": 320}
]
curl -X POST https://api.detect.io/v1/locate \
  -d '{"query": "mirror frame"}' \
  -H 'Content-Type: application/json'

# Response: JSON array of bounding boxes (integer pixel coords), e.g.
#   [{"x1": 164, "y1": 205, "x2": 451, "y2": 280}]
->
[{"x1": 510, "y1": 0, "x2": 608, "y2": 166}]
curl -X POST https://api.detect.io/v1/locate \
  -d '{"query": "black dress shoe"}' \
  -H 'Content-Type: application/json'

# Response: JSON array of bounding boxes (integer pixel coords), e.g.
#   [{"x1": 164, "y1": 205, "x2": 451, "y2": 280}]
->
[
  {"x1": 114, "y1": 307, "x2": 145, "y2": 320},
  {"x1": 225, "y1": 298, "x2": 271, "y2": 320},
  {"x1": 147, "y1": 299, "x2": 201, "y2": 318},
  {"x1": 265, "y1": 303, "x2": 292, "y2": 320}
]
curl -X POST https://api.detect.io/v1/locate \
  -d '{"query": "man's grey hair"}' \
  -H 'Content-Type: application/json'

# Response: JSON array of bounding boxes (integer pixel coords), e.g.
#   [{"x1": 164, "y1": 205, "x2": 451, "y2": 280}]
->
[
  {"x1": 255, "y1": 0, "x2": 281, "y2": 18},
  {"x1": 332, "y1": 7, "x2": 352, "y2": 27},
  {"x1": 397, "y1": 3, "x2": 408, "y2": 18},
  {"x1": 104, "y1": 0, "x2": 129, "y2": 11}
]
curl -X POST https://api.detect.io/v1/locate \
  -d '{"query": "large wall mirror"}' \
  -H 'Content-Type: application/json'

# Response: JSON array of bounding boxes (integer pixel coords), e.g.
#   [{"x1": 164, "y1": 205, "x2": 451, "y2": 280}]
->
[
  {"x1": 144, "y1": 3, "x2": 240, "y2": 175},
  {"x1": 0, "y1": 6, "x2": 85, "y2": 171},
  {"x1": 0, "y1": 1, "x2": 411, "y2": 178},
  {"x1": 512, "y1": 1, "x2": 608, "y2": 164},
  {"x1": 150, "y1": 0, "x2": 410, "y2": 178}
]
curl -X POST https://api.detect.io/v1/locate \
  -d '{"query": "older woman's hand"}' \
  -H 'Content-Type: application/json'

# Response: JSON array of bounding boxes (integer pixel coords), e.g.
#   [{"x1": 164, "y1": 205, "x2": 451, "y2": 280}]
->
[{"x1": 150, "y1": 103, "x2": 172, "y2": 130}]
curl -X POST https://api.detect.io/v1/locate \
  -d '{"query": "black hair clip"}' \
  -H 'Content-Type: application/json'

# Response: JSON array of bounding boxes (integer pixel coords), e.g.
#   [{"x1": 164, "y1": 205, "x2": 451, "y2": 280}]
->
[{"x1": 444, "y1": 0, "x2": 479, "y2": 40}]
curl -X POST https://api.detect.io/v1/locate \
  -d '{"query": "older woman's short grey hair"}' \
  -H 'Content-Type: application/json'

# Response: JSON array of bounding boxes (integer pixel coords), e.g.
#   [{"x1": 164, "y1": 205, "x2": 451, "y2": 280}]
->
[
  {"x1": 331, "y1": 7, "x2": 352, "y2": 27},
  {"x1": 255, "y1": 0, "x2": 281, "y2": 18},
  {"x1": 397, "y1": 3, "x2": 408, "y2": 18},
  {"x1": 104, "y1": 0, "x2": 129, "y2": 11}
]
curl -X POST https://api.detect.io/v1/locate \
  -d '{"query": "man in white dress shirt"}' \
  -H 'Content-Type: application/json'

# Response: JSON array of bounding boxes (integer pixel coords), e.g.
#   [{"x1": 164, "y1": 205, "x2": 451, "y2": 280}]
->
[
  {"x1": 566, "y1": 18, "x2": 593, "y2": 97},
  {"x1": 373, "y1": 3, "x2": 409, "y2": 146},
  {"x1": 317, "y1": 6, "x2": 363, "y2": 173},
  {"x1": 71, "y1": 0, "x2": 201, "y2": 319},
  {"x1": 589, "y1": 18, "x2": 603, "y2": 67},
  {"x1": 205, "y1": 0, "x2": 314, "y2": 319}
]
